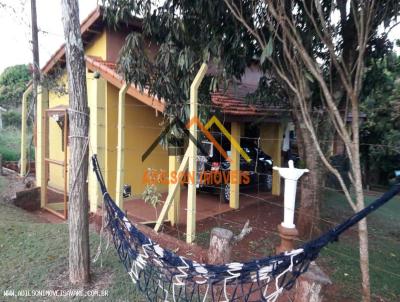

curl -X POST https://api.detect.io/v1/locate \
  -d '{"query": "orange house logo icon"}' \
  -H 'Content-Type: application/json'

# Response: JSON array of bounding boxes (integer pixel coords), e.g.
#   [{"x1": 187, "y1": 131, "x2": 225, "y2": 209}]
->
[{"x1": 142, "y1": 115, "x2": 251, "y2": 163}]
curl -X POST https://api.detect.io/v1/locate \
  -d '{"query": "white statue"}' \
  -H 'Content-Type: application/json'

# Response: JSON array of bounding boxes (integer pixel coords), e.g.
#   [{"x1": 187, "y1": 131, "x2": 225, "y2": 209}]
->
[{"x1": 273, "y1": 160, "x2": 309, "y2": 229}]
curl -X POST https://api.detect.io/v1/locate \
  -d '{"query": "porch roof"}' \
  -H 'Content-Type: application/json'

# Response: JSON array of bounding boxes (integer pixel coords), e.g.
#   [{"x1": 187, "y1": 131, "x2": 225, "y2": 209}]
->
[
  {"x1": 211, "y1": 92, "x2": 285, "y2": 117},
  {"x1": 85, "y1": 56, "x2": 165, "y2": 113},
  {"x1": 209, "y1": 64, "x2": 288, "y2": 118}
]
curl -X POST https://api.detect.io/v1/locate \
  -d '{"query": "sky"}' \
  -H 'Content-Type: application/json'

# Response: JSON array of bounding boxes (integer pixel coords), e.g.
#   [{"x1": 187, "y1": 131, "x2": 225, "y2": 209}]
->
[
  {"x1": 0, "y1": 0, "x2": 98, "y2": 73},
  {"x1": 0, "y1": 0, "x2": 399, "y2": 74}
]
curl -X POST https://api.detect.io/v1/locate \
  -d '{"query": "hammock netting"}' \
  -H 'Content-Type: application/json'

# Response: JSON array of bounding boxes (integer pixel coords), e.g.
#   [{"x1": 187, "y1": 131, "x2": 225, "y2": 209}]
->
[{"x1": 91, "y1": 155, "x2": 400, "y2": 302}]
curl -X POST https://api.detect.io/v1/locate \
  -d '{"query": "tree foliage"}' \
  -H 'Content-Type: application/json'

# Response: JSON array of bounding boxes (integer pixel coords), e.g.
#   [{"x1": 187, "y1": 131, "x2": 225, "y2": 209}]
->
[
  {"x1": 361, "y1": 53, "x2": 400, "y2": 185},
  {"x1": 102, "y1": 0, "x2": 286, "y2": 120},
  {"x1": 0, "y1": 65, "x2": 30, "y2": 109}
]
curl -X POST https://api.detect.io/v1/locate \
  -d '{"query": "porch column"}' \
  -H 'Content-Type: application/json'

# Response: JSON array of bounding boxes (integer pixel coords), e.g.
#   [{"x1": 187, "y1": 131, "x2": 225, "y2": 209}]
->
[
  {"x1": 88, "y1": 75, "x2": 106, "y2": 212},
  {"x1": 168, "y1": 154, "x2": 181, "y2": 225},
  {"x1": 20, "y1": 87, "x2": 32, "y2": 177},
  {"x1": 36, "y1": 86, "x2": 49, "y2": 207},
  {"x1": 230, "y1": 122, "x2": 241, "y2": 209},
  {"x1": 272, "y1": 124, "x2": 284, "y2": 195},
  {"x1": 260, "y1": 123, "x2": 283, "y2": 196},
  {"x1": 115, "y1": 83, "x2": 129, "y2": 208}
]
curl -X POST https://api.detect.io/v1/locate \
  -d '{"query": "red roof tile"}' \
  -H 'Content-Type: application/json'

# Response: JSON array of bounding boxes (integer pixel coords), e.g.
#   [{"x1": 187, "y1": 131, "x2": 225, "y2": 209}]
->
[
  {"x1": 85, "y1": 56, "x2": 165, "y2": 113},
  {"x1": 210, "y1": 65, "x2": 286, "y2": 117}
]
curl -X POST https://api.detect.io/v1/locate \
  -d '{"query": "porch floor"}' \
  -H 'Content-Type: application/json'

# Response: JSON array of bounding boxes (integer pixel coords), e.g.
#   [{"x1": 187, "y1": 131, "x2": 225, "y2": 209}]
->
[{"x1": 123, "y1": 188, "x2": 280, "y2": 225}]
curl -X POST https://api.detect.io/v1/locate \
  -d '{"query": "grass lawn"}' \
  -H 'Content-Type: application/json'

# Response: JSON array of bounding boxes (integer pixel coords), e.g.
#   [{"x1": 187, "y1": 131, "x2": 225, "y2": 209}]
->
[
  {"x1": 319, "y1": 189, "x2": 400, "y2": 301},
  {"x1": 0, "y1": 176, "x2": 144, "y2": 301}
]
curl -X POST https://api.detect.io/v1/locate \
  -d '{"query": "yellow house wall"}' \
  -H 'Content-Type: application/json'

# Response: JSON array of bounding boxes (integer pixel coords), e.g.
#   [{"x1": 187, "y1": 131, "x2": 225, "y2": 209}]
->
[
  {"x1": 41, "y1": 29, "x2": 168, "y2": 206},
  {"x1": 85, "y1": 31, "x2": 107, "y2": 60},
  {"x1": 105, "y1": 84, "x2": 169, "y2": 199},
  {"x1": 44, "y1": 31, "x2": 107, "y2": 192},
  {"x1": 47, "y1": 73, "x2": 69, "y2": 191}
]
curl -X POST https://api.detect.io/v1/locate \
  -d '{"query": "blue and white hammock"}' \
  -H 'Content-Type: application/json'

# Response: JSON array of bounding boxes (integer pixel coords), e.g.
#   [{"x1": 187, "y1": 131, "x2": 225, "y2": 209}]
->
[{"x1": 91, "y1": 155, "x2": 400, "y2": 302}]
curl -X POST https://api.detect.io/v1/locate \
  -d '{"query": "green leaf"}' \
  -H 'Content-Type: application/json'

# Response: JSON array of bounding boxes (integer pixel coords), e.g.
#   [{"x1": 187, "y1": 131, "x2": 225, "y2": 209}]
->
[{"x1": 261, "y1": 38, "x2": 273, "y2": 64}]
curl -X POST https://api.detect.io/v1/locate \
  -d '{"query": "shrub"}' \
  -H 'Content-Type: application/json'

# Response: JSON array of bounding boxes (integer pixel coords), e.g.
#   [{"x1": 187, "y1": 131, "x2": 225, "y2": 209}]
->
[
  {"x1": 0, "y1": 127, "x2": 21, "y2": 161},
  {"x1": 2, "y1": 111, "x2": 21, "y2": 128},
  {"x1": 0, "y1": 147, "x2": 19, "y2": 161}
]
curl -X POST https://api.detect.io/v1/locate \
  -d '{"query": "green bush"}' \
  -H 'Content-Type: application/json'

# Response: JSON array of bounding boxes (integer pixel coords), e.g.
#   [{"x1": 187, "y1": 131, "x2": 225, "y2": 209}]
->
[
  {"x1": 0, "y1": 146, "x2": 19, "y2": 161},
  {"x1": 2, "y1": 111, "x2": 21, "y2": 128},
  {"x1": 0, "y1": 127, "x2": 21, "y2": 161}
]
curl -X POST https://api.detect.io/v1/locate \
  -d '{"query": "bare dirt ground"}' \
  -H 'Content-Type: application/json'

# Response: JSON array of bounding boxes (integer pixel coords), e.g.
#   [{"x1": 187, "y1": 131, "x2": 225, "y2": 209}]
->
[
  {"x1": 0, "y1": 168, "x2": 35, "y2": 203},
  {"x1": 163, "y1": 195, "x2": 284, "y2": 262}
]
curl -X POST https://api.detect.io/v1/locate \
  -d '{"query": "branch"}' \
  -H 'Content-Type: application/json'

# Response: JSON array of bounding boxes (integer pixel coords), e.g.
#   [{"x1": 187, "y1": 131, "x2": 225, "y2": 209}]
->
[
  {"x1": 232, "y1": 220, "x2": 252, "y2": 243},
  {"x1": 270, "y1": 57, "x2": 357, "y2": 211},
  {"x1": 223, "y1": 0, "x2": 266, "y2": 48},
  {"x1": 267, "y1": 2, "x2": 354, "y2": 163}
]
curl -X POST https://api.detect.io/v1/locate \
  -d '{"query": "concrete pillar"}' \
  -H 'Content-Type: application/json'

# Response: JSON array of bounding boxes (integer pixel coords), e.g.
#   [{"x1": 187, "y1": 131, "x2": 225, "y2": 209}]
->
[
  {"x1": 36, "y1": 86, "x2": 49, "y2": 207},
  {"x1": 88, "y1": 75, "x2": 106, "y2": 212},
  {"x1": 260, "y1": 123, "x2": 283, "y2": 196},
  {"x1": 115, "y1": 84, "x2": 129, "y2": 208},
  {"x1": 230, "y1": 122, "x2": 241, "y2": 209},
  {"x1": 187, "y1": 63, "x2": 208, "y2": 244},
  {"x1": 153, "y1": 64, "x2": 207, "y2": 240},
  {"x1": 20, "y1": 87, "x2": 32, "y2": 177}
]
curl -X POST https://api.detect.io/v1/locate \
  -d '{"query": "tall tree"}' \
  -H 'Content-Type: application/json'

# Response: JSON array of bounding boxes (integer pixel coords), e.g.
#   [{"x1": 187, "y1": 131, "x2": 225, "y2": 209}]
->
[
  {"x1": 102, "y1": 0, "x2": 399, "y2": 300},
  {"x1": 222, "y1": 1, "x2": 399, "y2": 301},
  {"x1": 361, "y1": 53, "x2": 400, "y2": 186},
  {"x1": 0, "y1": 64, "x2": 30, "y2": 108},
  {"x1": 61, "y1": 0, "x2": 90, "y2": 284}
]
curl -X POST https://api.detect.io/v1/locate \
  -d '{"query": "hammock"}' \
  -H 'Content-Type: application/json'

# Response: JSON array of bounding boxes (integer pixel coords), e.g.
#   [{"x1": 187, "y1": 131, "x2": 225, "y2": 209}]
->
[{"x1": 91, "y1": 155, "x2": 400, "y2": 302}]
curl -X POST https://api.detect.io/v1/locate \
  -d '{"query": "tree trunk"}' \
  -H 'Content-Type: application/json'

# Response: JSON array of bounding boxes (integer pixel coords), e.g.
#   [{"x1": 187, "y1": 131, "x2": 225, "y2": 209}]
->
[
  {"x1": 297, "y1": 149, "x2": 324, "y2": 238},
  {"x1": 352, "y1": 107, "x2": 371, "y2": 302},
  {"x1": 292, "y1": 106, "x2": 331, "y2": 239},
  {"x1": 292, "y1": 262, "x2": 331, "y2": 302},
  {"x1": 207, "y1": 228, "x2": 233, "y2": 264},
  {"x1": 61, "y1": 0, "x2": 90, "y2": 284},
  {"x1": 354, "y1": 166, "x2": 370, "y2": 302},
  {"x1": 358, "y1": 218, "x2": 370, "y2": 302}
]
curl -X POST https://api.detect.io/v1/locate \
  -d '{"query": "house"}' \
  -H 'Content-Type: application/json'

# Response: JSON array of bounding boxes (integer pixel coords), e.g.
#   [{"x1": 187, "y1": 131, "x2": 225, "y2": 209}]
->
[
  {"x1": 0, "y1": 106, "x2": 6, "y2": 129},
  {"x1": 20, "y1": 7, "x2": 287, "y2": 234}
]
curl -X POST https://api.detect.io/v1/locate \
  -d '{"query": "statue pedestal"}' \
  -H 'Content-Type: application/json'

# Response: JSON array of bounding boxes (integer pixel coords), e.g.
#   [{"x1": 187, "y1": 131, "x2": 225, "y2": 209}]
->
[{"x1": 276, "y1": 224, "x2": 299, "y2": 254}]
